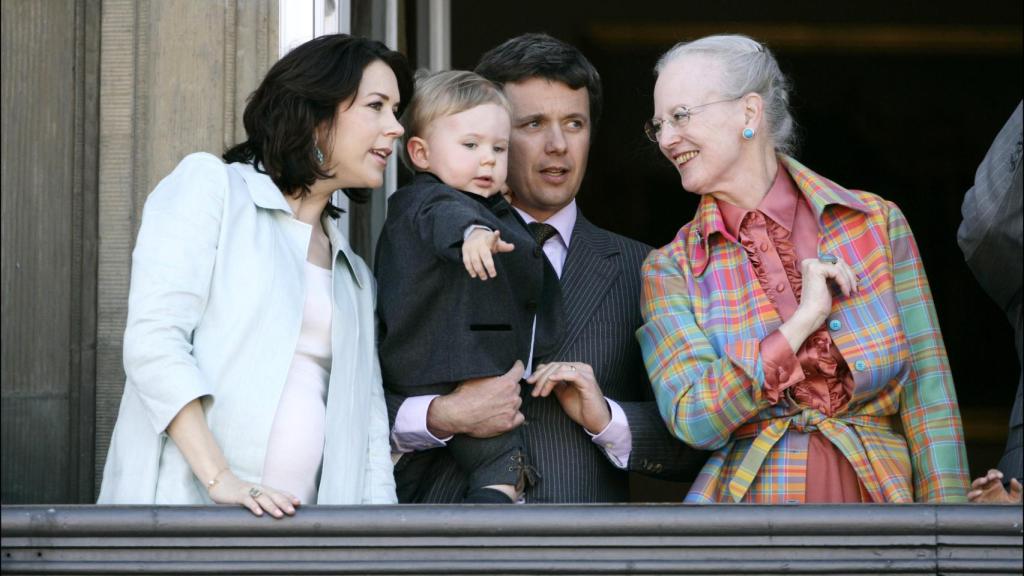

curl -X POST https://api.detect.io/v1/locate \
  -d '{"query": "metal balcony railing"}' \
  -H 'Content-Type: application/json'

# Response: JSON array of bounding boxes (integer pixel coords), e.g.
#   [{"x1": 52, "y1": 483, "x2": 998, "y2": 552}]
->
[{"x1": 2, "y1": 504, "x2": 1022, "y2": 575}]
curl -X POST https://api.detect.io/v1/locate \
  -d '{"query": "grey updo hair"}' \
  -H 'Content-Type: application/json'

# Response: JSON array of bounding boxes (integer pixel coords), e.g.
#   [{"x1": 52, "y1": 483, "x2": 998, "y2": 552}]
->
[{"x1": 655, "y1": 34, "x2": 797, "y2": 155}]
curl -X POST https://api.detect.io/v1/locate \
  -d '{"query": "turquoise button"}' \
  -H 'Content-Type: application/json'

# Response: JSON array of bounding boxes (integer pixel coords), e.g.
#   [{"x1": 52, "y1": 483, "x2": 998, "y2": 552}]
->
[
  {"x1": 854, "y1": 360, "x2": 867, "y2": 371},
  {"x1": 828, "y1": 319, "x2": 842, "y2": 331}
]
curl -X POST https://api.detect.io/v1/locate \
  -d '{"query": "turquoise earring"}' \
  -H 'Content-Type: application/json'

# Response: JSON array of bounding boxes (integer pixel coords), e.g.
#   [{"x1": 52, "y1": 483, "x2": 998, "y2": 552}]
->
[{"x1": 742, "y1": 128, "x2": 755, "y2": 140}]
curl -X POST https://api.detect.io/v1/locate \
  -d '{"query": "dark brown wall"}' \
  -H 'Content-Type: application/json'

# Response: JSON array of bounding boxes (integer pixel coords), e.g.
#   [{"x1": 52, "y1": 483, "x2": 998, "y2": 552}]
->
[{"x1": 1, "y1": 0, "x2": 99, "y2": 504}]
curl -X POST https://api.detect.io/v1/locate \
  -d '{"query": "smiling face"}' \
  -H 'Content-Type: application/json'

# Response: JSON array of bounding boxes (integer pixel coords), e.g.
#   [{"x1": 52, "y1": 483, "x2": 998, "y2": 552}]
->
[
  {"x1": 409, "y1": 103, "x2": 511, "y2": 197},
  {"x1": 653, "y1": 55, "x2": 748, "y2": 197},
  {"x1": 503, "y1": 78, "x2": 591, "y2": 221},
  {"x1": 324, "y1": 60, "x2": 404, "y2": 189}
]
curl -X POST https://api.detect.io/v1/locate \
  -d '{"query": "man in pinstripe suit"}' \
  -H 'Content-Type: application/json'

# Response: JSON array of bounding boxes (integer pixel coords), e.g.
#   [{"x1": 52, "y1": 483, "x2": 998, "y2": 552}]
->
[
  {"x1": 962, "y1": 102, "x2": 1023, "y2": 504},
  {"x1": 386, "y1": 34, "x2": 705, "y2": 503}
]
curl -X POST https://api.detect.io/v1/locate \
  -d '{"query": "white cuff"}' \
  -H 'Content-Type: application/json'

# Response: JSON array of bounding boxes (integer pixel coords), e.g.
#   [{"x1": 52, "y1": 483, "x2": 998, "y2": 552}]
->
[
  {"x1": 390, "y1": 395, "x2": 452, "y2": 453},
  {"x1": 586, "y1": 398, "x2": 632, "y2": 470},
  {"x1": 463, "y1": 225, "x2": 493, "y2": 242}
]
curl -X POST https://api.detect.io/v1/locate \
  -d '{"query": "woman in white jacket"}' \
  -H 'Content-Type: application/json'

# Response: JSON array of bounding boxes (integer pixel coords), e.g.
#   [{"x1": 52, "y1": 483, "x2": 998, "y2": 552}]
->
[{"x1": 98, "y1": 34, "x2": 411, "y2": 515}]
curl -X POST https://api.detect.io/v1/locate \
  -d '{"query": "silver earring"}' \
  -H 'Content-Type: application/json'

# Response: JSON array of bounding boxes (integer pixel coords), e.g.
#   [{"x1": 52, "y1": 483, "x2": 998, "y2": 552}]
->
[{"x1": 315, "y1": 146, "x2": 325, "y2": 165}]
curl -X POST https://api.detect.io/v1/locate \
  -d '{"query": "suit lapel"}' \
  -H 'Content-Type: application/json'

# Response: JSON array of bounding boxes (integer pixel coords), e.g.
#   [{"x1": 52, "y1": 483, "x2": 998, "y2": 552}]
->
[{"x1": 554, "y1": 215, "x2": 620, "y2": 358}]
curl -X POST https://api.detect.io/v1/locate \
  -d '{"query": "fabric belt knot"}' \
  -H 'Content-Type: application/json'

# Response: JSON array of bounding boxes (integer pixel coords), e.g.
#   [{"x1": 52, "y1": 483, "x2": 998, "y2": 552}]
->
[
  {"x1": 527, "y1": 222, "x2": 559, "y2": 246},
  {"x1": 727, "y1": 410, "x2": 895, "y2": 503},
  {"x1": 789, "y1": 409, "x2": 826, "y2": 433}
]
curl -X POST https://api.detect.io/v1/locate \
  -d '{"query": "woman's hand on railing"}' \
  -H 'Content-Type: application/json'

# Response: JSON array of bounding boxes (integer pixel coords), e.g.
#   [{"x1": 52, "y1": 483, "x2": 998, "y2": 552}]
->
[{"x1": 208, "y1": 470, "x2": 300, "y2": 518}]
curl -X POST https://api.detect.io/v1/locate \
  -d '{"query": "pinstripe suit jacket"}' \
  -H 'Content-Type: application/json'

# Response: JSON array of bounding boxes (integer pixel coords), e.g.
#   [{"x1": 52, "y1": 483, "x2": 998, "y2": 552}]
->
[
  {"x1": 388, "y1": 213, "x2": 705, "y2": 503},
  {"x1": 959, "y1": 102, "x2": 1023, "y2": 482}
]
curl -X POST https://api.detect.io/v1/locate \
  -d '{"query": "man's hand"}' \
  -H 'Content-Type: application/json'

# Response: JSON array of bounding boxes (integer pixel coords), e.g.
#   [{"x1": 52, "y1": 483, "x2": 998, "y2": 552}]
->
[
  {"x1": 463, "y1": 229, "x2": 515, "y2": 280},
  {"x1": 426, "y1": 361, "x2": 525, "y2": 438},
  {"x1": 527, "y1": 362, "x2": 611, "y2": 435},
  {"x1": 967, "y1": 469, "x2": 1023, "y2": 504}
]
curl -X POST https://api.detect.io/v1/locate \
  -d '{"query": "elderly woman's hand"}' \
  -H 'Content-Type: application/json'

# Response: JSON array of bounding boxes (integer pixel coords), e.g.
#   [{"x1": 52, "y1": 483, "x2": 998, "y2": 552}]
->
[
  {"x1": 207, "y1": 469, "x2": 300, "y2": 518},
  {"x1": 779, "y1": 256, "x2": 859, "y2": 352}
]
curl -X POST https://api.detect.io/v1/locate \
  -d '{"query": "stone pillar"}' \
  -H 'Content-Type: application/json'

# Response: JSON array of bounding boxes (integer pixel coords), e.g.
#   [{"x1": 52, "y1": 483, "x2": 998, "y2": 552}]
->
[{"x1": 1, "y1": 0, "x2": 101, "y2": 504}]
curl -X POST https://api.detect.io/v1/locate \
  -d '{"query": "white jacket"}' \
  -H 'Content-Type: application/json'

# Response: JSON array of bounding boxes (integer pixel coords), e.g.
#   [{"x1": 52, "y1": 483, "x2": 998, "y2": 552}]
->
[{"x1": 98, "y1": 153, "x2": 396, "y2": 504}]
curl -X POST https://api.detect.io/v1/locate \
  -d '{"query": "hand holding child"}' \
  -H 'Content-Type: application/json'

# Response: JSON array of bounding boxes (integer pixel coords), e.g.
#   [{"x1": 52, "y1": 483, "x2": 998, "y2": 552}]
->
[{"x1": 463, "y1": 228, "x2": 514, "y2": 280}]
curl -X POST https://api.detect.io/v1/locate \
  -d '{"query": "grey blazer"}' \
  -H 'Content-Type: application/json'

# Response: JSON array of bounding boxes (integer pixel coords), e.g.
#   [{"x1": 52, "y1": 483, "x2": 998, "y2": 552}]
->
[
  {"x1": 376, "y1": 172, "x2": 563, "y2": 396},
  {"x1": 959, "y1": 102, "x2": 1023, "y2": 482},
  {"x1": 388, "y1": 213, "x2": 706, "y2": 503}
]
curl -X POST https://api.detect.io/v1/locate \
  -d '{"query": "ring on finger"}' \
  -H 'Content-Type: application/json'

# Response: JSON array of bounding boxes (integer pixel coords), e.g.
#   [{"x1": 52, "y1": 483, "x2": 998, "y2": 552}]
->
[
  {"x1": 566, "y1": 364, "x2": 576, "y2": 372},
  {"x1": 818, "y1": 253, "x2": 838, "y2": 264},
  {"x1": 249, "y1": 486, "x2": 263, "y2": 499}
]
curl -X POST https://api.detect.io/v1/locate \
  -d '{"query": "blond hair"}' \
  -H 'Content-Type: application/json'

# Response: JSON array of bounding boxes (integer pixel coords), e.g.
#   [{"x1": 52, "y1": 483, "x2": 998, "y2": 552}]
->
[{"x1": 400, "y1": 70, "x2": 511, "y2": 171}]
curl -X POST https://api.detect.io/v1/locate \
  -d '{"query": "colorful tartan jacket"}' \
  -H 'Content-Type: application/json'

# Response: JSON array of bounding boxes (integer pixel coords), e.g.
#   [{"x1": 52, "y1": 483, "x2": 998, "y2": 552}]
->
[{"x1": 637, "y1": 156, "x2": 969, "y2": 503}]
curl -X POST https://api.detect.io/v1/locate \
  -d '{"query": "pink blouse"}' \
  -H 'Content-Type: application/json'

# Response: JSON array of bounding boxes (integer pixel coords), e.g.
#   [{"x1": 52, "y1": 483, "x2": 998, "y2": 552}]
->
[{"x1": 717, "y1": 164, "x2": 868, "y2": 503}]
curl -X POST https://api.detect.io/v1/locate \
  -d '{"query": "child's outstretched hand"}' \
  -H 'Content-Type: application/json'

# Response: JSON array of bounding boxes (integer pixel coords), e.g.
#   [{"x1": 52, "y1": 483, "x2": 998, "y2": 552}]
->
[{"x1": 463, "y1": 229, "x2": 514, "y2": 280}]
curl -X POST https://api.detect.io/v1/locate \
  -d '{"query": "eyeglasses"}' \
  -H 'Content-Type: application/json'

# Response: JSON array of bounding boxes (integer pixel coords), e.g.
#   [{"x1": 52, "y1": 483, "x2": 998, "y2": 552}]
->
[{"x1": 644, "y1": 97, "x2": 741, "y2": 142}]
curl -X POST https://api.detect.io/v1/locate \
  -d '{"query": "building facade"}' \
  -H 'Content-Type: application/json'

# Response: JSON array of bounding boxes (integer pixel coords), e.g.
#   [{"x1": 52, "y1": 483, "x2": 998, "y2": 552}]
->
[{"x1": 2, "y1": 0, "x2": 1022, "y2": 505}]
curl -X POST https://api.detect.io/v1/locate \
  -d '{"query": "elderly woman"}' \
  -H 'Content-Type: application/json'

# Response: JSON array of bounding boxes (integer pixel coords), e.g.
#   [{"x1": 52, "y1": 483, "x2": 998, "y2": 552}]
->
[
  {"x1": 98, "y1": 35, "x2": 410, "y2": 514},
  {"x1": 637, "y1": 34, "x2": 969, "y2": 503}
]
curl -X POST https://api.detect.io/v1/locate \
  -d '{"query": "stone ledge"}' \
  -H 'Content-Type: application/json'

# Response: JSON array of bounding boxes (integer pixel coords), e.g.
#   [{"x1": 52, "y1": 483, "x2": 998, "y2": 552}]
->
[{"x1": 2, "y1": 504, "x2": 1021, "y2": 574}]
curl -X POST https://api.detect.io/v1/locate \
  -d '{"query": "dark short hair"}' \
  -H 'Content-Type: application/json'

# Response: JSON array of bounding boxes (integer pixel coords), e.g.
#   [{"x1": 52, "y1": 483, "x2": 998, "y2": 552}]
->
[
  {"x1": 224, "y1": 34, "x2": 413, "y2": 216},
  {"x1": 474, "y1": 33, "x2": 602, "y2": 131}
]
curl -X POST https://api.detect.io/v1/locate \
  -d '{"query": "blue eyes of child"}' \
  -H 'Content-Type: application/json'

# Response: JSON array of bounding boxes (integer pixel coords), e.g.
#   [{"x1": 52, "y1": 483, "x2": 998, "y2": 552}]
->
[{"x1": 462, "y1": 143, "x2": 507, "y2": 153}]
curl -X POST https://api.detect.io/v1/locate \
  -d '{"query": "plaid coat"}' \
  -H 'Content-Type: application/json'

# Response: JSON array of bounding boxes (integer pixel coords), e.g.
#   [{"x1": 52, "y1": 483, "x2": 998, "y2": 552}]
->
[{"x1": 638, "y1": 156, "x2": 969, "y2": 503}]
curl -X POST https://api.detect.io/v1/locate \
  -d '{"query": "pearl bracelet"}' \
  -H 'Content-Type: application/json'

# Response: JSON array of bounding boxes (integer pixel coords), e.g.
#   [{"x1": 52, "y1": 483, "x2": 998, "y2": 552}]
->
[{"x1": 206, "y1": 468, "x2": 229, "y2": 491}]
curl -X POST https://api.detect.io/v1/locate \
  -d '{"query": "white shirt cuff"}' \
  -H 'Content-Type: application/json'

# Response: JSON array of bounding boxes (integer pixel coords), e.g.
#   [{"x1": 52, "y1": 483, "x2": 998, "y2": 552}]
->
[
  {"x1": 390, "y1": 395, "x2": 452, "y2": 453},
  {"x1": 585, "y1": 398, "x2": 632, "y2": 470},
  {"x1": 463, "y1": 225, "x2": 493, "y2": 242}
]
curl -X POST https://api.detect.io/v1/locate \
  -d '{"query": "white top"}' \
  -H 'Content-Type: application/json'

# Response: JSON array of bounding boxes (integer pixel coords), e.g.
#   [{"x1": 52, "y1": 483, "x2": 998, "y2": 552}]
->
[{"x1": 261, "y1": 263, "x2": 333, "y2": 504}]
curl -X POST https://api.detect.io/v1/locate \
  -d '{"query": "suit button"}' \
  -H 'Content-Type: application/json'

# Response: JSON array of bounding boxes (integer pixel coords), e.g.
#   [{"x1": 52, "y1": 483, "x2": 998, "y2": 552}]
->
[
  {"x1": 828, "y1": 319, "x2": 842, "y2": 331},
  {"x1": 526, "y1": 300, "x2": 538, "y2": 311}
]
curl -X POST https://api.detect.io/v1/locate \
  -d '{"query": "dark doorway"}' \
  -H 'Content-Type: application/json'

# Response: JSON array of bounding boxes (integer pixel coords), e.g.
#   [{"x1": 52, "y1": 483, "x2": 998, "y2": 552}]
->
[{"x1": 451, "y1": 0, "x2": 1023, "y2": 499}]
